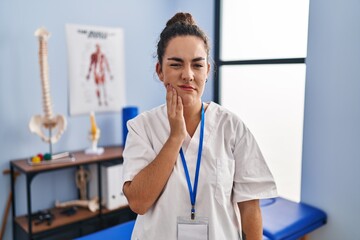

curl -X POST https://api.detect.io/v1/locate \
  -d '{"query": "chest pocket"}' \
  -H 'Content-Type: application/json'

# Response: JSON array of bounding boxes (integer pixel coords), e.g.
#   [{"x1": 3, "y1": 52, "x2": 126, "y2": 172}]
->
[{"x1": 215, "y1": 157, "x2": 235, "y2": 205}]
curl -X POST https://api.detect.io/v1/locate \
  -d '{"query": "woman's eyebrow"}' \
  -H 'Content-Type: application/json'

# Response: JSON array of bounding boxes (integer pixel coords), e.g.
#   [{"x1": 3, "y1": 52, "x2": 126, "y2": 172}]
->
[
  {"x1": 167, "y1": 57, "x2": 183, "y2": 62},
  {"x1": 192, "y1": 57, "x2": 206, "y2": 62},
  {"x1": 167, "y1": 57, "x2": 205, "y2": 62}
]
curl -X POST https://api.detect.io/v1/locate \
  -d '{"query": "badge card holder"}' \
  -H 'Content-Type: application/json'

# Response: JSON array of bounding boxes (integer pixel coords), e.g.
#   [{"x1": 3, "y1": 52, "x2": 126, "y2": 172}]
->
[{"x1": 177, "y1": 216, "x2": 209, "y2": 240}]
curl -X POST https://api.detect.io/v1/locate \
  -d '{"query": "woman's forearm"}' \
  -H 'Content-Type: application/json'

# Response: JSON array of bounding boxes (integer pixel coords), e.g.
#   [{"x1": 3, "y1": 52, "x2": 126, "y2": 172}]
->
[
  {"x1": 123, "y1": 136, "x2": 183, "y2": 214},
  {"x1": 238, "y1": 200, "x2": 263, "y2": 240}
]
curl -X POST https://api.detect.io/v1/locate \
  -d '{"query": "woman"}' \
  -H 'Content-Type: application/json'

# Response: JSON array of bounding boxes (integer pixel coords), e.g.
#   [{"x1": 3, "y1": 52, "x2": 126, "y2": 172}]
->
[{"x1": 122, "y1": 12, "x2": 277, "y2": 240}]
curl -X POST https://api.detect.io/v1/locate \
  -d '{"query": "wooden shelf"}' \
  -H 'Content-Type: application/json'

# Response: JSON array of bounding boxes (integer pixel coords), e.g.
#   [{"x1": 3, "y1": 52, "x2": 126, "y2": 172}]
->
[
  {"x1": 15, "y1": 207, "x2": 98, "y2": 234},
  {"x1": 10, "y1": 146, "x2": 136, "y2": 239},
  {"x1": 11, "y1": 146, "x2": 123, "y2": 174},
  {"x1": 15, "y1": 204, "x2": 131, "y2": 234}
]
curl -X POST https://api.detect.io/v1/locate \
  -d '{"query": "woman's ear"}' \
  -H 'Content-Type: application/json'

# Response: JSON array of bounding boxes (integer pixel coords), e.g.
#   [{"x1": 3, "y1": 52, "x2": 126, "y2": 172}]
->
[
  {"x1": 156, "y1": 62, "x2": 164, "y2": 82},
  {"x1": 207, "y1": 62, "x2": 211, "y2": 76}
]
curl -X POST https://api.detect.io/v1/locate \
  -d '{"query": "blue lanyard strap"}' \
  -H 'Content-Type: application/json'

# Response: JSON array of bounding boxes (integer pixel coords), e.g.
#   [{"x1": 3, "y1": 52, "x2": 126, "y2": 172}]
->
[{"x1": 179, "y1": 103, "x2": 205, "y2": 220}]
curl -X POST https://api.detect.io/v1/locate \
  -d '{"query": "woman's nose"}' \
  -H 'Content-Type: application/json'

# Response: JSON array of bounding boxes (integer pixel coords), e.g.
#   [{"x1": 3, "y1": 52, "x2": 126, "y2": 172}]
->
[{"x1": 181, "y1": 65, "x2": 194, "y2": 82}]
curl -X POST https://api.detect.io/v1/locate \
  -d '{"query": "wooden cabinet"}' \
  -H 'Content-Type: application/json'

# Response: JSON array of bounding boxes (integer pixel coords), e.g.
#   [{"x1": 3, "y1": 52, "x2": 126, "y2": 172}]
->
[{"x1": 10, "y1": 146, "x2": 136, "y2": 240}]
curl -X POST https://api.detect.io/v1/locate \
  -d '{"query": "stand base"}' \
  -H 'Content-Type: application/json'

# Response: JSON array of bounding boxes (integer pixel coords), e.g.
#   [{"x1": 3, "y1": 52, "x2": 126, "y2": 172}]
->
[{"x1": 85, "y1": 147, "x2": 104, "y2": 155}]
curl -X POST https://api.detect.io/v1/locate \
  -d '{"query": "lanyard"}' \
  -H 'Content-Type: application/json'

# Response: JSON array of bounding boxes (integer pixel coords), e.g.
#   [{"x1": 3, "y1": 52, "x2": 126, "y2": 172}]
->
[{"x1": 179, "y1": 103, "x2": 205, "y2": 220}]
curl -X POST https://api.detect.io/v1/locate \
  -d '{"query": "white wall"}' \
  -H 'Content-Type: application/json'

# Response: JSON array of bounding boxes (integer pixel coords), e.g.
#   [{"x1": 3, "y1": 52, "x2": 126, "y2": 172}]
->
[
  {"x1": 0, "y1": 1, "x2": 214, "y2": 239},
  {"x1": 302, "y1": 0, "x2": 360, "y2": 239}
]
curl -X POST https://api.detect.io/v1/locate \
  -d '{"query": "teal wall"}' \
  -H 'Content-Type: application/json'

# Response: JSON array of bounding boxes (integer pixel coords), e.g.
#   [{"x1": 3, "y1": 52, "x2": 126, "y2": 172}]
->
[{"x1": 0, "y1": 1, "x2": 214, "y2": 239}]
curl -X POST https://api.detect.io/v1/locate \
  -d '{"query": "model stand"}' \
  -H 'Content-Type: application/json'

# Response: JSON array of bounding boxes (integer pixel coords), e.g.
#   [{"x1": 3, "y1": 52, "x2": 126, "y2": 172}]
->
[{"x1": 85, "y1": 112, "x2": 104, "y2": 155}]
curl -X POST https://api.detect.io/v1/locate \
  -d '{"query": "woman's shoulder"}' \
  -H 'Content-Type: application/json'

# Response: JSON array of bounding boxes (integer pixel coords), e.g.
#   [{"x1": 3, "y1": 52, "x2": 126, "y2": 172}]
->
[
  {"x1": 207, "y1": 102, "x2": 252, "y2": 142},
  {"x1": 139, "y1": 104, "x2": 166, "y2": 119},
  {"x1": 207, "y1": 101, "x2": 243, "y2": 123},
  {"x1": 127, "y1": 104, "x2": 167, "y2": 127}
]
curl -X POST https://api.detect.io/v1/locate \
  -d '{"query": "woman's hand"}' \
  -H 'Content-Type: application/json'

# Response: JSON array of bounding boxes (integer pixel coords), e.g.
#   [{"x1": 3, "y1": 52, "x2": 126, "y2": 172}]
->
[
  {"x1": 166, "y1": 84, "x2": 187, "y2": 142},
  {"x1": 123, "y1": 85, "x2": 187, "y2": 215}
]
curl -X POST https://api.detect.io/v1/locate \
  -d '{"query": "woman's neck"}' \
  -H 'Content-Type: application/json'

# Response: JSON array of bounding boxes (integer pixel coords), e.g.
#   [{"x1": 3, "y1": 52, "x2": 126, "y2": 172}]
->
[
  {"x1": 183, "y1": 100, "x2": 202, "y2": 119},
  {"x1": 183, "y1": 101, "x2": 203, "y2": 137}
]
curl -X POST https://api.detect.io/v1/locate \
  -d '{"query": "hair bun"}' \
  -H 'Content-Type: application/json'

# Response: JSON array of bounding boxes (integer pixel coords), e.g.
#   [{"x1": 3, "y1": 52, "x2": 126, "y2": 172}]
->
[{"x1": 166, "y1": 12, "x2": 196, "y2": 27}]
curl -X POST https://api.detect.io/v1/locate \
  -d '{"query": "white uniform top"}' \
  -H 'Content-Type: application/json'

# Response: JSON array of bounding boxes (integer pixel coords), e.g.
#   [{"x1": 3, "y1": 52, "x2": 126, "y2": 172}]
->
[{"x1": 122, "y1": 102, "x2": 277, "y2": 240}]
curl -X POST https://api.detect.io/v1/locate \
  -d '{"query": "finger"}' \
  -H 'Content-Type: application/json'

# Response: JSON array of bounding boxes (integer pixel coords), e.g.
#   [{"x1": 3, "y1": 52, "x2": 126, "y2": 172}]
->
[
  {"x1": 177, "y1": 96, "x2": 183, "y2": 115},
  {"x1": 166, "y1": 85, "x2": 176, "y2": 117},
  {"x1": 172, "y1": 87, "x2": 177, "y2": 112},
  {"x1": 166, "y1": 85, "x2": 173, "y2": 110},
  {"x1": 166, "y1": 84, "x2": 172, "y2": 103},
  {"x1": 167, "y1": 87, "x2": 177, "y2": 118}
]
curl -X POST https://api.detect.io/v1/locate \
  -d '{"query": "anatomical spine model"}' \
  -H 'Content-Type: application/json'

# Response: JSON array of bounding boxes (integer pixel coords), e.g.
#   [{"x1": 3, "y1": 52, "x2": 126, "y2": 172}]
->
[{"x1": 29, "y1": 27, "x2": 67, "y2": 144}]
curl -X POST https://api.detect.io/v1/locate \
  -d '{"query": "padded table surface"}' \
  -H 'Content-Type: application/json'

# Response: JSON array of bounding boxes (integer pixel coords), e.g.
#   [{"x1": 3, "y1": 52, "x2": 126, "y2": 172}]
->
[
  {"x1": 261, "y1": 197, "x2": 327, "y2": 240},
  {"x1": 76, "y1": 197, "x2": 326, "y2": 240},
  {"x1": 75, "y1": 220, "x2": 135, "y2": 240},
  {"x1": 75, "y1": 219, "x2": 270, "y2": 240}
]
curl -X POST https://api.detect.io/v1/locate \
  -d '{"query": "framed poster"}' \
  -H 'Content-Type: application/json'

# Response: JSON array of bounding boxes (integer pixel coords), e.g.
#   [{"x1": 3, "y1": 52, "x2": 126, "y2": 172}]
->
[{"x1": 66, "y1": 24, "x2": 125, "y2": 115}]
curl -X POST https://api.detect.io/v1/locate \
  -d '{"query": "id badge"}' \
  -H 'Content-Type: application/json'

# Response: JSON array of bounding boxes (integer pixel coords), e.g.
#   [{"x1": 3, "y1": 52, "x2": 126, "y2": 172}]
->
[{"x1": 177, "y1": 216, "x2": 209, "y2": 240}]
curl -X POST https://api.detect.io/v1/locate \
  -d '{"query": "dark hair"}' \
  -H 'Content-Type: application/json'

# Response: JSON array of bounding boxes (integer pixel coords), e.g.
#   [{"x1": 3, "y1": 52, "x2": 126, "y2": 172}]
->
[{"x1": 156, "y1": 12, "x2": 210, "y2": 66}]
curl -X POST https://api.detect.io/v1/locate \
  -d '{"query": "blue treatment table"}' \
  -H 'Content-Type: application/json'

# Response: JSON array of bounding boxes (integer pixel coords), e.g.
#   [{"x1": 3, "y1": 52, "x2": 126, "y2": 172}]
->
[
  {"x1": 76, "y1": 219, "x2": 269, "y2": 240},
  {"x1": 76, "y1": 197, "x2": 326, "y2": 240},
  {"x1": 260, "y1": 197, "x2": 327, "y2": 240},
  {"x1": 75, "y1": 220, "x2": 136, "y2": 240}
]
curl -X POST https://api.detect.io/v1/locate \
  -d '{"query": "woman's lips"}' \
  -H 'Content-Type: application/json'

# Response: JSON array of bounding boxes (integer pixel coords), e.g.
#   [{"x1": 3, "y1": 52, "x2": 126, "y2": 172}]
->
[{"x1": 178, "y1": 85, "x2": 195, "y2": 91}]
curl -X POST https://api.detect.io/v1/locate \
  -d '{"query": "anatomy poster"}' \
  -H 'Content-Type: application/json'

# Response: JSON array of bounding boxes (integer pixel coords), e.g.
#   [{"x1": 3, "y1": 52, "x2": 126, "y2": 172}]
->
[{"x1": 66, "y1": 24, "x2": 125, "y2": 115}]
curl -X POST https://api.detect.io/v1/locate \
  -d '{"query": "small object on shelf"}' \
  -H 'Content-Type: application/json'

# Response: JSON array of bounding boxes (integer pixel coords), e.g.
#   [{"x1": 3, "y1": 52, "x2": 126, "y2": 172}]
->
[
  {"x1": 52, "y1": 151, "x2": 70, "y2": 160},
  {"x1": 75, "y1": 166, "x2": 91, "y2": 200},
  {"x1": 29, "y1": 210, "x2": 54, "y2": 226},
  {"x1": 37, "y1": 153, "x2": 44, "y2": 160},
  {"x1": 60, "y1": 206, "x2": 78, "y2": 216},
  {"x1": 100, "y1": 163, "x2": 128, "y2": 210},
  {"x1": 27, "y1": 152, "x2": 75, "y2": 166},
  {"x1": 85, "y1": 112, "x2": 104, "y2": 155},
  {"x1": 43, "y1": 153, "x2": 52, "y2": 161},
  {"x1": 31, "y1": 156, "x2": 41, "y2": 163},
  {"x1": 55, "y1": 197, "x2": 99, "y2": 212}
]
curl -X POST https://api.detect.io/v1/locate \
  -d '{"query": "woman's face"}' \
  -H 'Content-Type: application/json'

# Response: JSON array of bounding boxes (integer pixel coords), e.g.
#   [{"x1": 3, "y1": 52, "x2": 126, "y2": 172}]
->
[{"x1": 156, "y1": 36, "x2": 210, "y2": 108}]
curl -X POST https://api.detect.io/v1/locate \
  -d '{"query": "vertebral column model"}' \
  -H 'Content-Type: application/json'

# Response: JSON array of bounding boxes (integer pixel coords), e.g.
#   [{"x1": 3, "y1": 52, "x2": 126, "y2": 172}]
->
[{"x1": 29, "y1": 27, "x2": 67, "y2": 144}]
